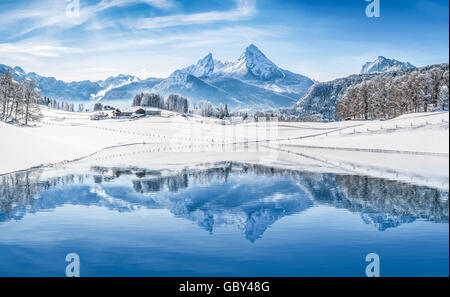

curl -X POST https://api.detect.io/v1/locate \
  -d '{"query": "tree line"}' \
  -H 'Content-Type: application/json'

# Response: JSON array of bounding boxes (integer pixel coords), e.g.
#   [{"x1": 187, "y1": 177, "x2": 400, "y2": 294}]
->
[
  {"x1": 192, "y1": 100, "x2": 230, "y2": 119},
  {"x1": 0, "y1": 70, "x2": 42, "y2": 125},
  {"x1": 337, "y1": 64, "x2": 449, "y2": 120},
  {"x1": 132, "y1": 93, "x2": 189, "y2": 114},
  {"x1": 132, "y1": 93, "x2": 233, "y2": 119},
  {"x1": 39, "y1": 97, "x2": 83, "y2": 112}
]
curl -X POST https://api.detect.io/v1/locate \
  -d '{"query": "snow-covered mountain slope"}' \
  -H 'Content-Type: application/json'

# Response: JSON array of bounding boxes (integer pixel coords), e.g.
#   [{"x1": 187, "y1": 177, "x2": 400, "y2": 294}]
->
[
  {"x1": 290, "y1": 74, "x2": 376, "y2": 121},
  {"x1": 189, "y1": 45, "x2": 313, "y2": 95},
  {"x1": 361, "y1": 56, "x2": 415, "y2": 74},
  {"x1": 151, "y1": 44, "x2": 314, "y2": 109},
  {"x1": 98, "y1": 74, "x2": 140, "y2": 89},
  {"x1": 100, "y1": 78, "x2": 163, "y2": 101},
  {"x1": 93, "y1": 74, "x2": 141, "y2": 99},
  {"x1": 289, "y1": 63, "x2": 448, "y2": 121},
  {"x1": 151, "y1": 70, "x2": 239, "y2": 107},
  {"x1": 207, "y1": 76, "x2": 295, "y2": 108}
]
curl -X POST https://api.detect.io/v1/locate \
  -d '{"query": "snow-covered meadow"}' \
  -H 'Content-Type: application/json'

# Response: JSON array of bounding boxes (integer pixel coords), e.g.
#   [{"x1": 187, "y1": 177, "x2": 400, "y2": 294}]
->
[{"x1": 1, "y1": 106, "x2": 448, "y2": 188}]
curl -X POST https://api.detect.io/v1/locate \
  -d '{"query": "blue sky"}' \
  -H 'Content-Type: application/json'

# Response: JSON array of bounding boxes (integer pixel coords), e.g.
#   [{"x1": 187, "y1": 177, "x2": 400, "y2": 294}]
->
[{"x1": 0, "y1": 0, "x2": 448, "y2": 82}]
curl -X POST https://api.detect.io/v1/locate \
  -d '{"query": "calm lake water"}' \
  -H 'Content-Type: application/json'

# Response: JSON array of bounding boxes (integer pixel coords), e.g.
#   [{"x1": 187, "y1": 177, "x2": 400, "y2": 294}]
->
[{"x1": 0, "y1": 162, "x2": 448, "y2": 277}]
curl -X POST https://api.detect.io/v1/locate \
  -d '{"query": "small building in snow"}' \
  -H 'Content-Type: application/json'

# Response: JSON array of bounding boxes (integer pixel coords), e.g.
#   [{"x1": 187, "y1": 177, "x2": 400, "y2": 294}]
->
[
  {"x1": 146, "y1": 110, "x2": 162, "y2": 116},
  {"x1": 135, "y1": 108, "x2": 146, "y2": 115},
  {"x1": 112, "y1": 109, "x2": 133, "y2": 117}
]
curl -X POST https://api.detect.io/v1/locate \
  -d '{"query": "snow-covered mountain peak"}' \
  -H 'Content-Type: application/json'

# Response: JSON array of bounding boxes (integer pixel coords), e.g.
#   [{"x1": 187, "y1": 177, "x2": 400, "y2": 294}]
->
[
  {"x1": 242, "y1": 44, "x2": 261, "y2": 56},
  {"x1": 202, "y1": 53, "x2": 213, "y2": 62},
  {"x1": 178, "y1": 44, "x2": 293, "y2": 82},
  {"x1": 146, "y1": 44, "x2": 314, "y2": 109},
  {"x1": 231, "y1": 44, "x2": 285, "y2": 80},
  {"x1": 181, "y1": 53, "x2": 216, "y2": 78},
  {"x1": 361, "y1": 56, "x2": 415, "y2": 74}
]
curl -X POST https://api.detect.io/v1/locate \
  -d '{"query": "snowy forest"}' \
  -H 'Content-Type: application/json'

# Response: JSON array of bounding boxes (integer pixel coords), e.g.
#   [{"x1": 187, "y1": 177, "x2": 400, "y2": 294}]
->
[
  {"x1": 0, "y1": 70, "x2": 42, "y2": 124},
  {"x1": 337, "y1": 64, "x2": 449, "y2": 120}
]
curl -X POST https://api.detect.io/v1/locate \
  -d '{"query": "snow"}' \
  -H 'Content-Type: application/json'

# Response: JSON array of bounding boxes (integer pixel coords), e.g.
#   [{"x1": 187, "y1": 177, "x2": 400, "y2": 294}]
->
[
  {"x1": 154, "y1": 44, "x2": 313, "y2": 109},
  {"x1": 181, "y1": 45, "x2": 285, "y2": 81},
  {"x1": 280, "y1": 112, "x2": 449, "y2": 154},
  {"x1": 361, "y1": 56, "x2": 415, "y2": 74},
  {"x1": 181, "y1": 53, "x2": 215, "y2": 78},
  {"x1": 291, "y1": 63, "x2": 448, "y2": 121},
  {"x1": 228, "y1": 44, "x2": 285, "y2": 80},
  {"x1": 1, "y1": 107, "x2": 448, "y2": 192},
  {"x1": 92, "y1": 75, "x2": 140, "y2": 101}
]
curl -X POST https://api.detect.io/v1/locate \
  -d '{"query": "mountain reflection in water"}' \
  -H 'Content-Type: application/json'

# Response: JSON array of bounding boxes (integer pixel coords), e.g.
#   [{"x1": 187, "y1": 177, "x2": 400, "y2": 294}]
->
[{"x1": 0, "y1": 162, "x2": 448, "y2": 242}]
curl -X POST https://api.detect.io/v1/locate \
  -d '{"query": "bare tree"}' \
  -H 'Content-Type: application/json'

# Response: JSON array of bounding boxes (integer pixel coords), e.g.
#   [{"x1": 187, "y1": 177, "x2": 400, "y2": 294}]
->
[
  {"x1": 0, "y1": 71, "x2": 42, "y2": 124},
  {"x1": 23, "y1": 80, "x2": 42, "y2": 125}
]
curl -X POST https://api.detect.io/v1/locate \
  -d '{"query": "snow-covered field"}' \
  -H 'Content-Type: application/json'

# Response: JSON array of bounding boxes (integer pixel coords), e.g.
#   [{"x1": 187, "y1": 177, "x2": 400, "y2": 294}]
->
[
  {"x1": 279, "y1": 112, "x2": 449, "y2": 154},
  {"x1": 1, "y1": 107, "x2": 448, "y2": 185}
]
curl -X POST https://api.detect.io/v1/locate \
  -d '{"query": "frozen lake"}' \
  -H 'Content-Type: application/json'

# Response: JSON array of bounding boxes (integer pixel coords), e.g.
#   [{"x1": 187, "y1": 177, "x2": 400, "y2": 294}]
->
[{"x1": 0, "y1": 161, "x2": 448, "y2": 276}]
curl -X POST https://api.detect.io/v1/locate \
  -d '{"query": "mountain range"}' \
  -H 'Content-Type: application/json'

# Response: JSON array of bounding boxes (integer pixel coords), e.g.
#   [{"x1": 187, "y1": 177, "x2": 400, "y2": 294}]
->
[
  {"x1": 152, "y1": 45, "x2": 315, "y2": 109},
  {"x1": 0, "y1": 45, "x2": 314, "y2": 111},
  {"x1": 360, "y1": 56, "x2": 415, "y2": 74},
  {"x1": 1, "y1": 48, "x2": 424, "y2": 113},
  {"x1": 0, "y1": 64, "x2": 164, "y2": 103}
]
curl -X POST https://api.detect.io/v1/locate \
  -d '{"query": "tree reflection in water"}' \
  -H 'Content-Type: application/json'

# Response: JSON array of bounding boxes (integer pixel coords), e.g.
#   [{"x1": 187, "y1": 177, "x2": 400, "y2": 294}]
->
[{"x1": 0, "y1": 162, "x2": 448, "y2": 241}]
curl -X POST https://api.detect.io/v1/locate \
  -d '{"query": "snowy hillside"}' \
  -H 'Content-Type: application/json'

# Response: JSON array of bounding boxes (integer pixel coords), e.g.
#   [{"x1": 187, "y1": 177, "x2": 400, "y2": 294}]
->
[
  {"x1": 290, "y1": 74, "x2": 376, "y2": 121},
  {"x1": 100, "y1": 78, "x2": 163, "y2": 101},
  {"x1": 361, "y1": 56, "x2": 415, "y2": 74},
  {"x1": 290, "y1": 63, "x2": 449, "y2": 121}
]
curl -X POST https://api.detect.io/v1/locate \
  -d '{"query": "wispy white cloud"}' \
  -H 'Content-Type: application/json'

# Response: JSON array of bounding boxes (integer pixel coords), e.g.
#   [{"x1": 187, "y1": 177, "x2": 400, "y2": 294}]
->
[
  {"x1": 1, "y1": 0, "x2": 257, "y2": 42},
  {"x1": 130, "y1": 25, "x2": 275, "y2": 46},
  {"x1": 128, "y1": 0, "x2": 257, "y2": 30},
  {"x1": 96, "y1": 0, "x2": 176, "y2": 11},
  {"x1": 0, "y1": 0, "x2": 176, "y2": 37},
  {"x1": 0, "y1": 23, "x2": 278, "y2": 60},
  {"x1": 85, "y1": 24, "x2": 282, "y2": 56},
  {"x1": 0, "y1": 0, "x2": 263, "y2": 81},
  {"x1": 0, "y1": 41, "x2": 75, "y2": 57}
]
